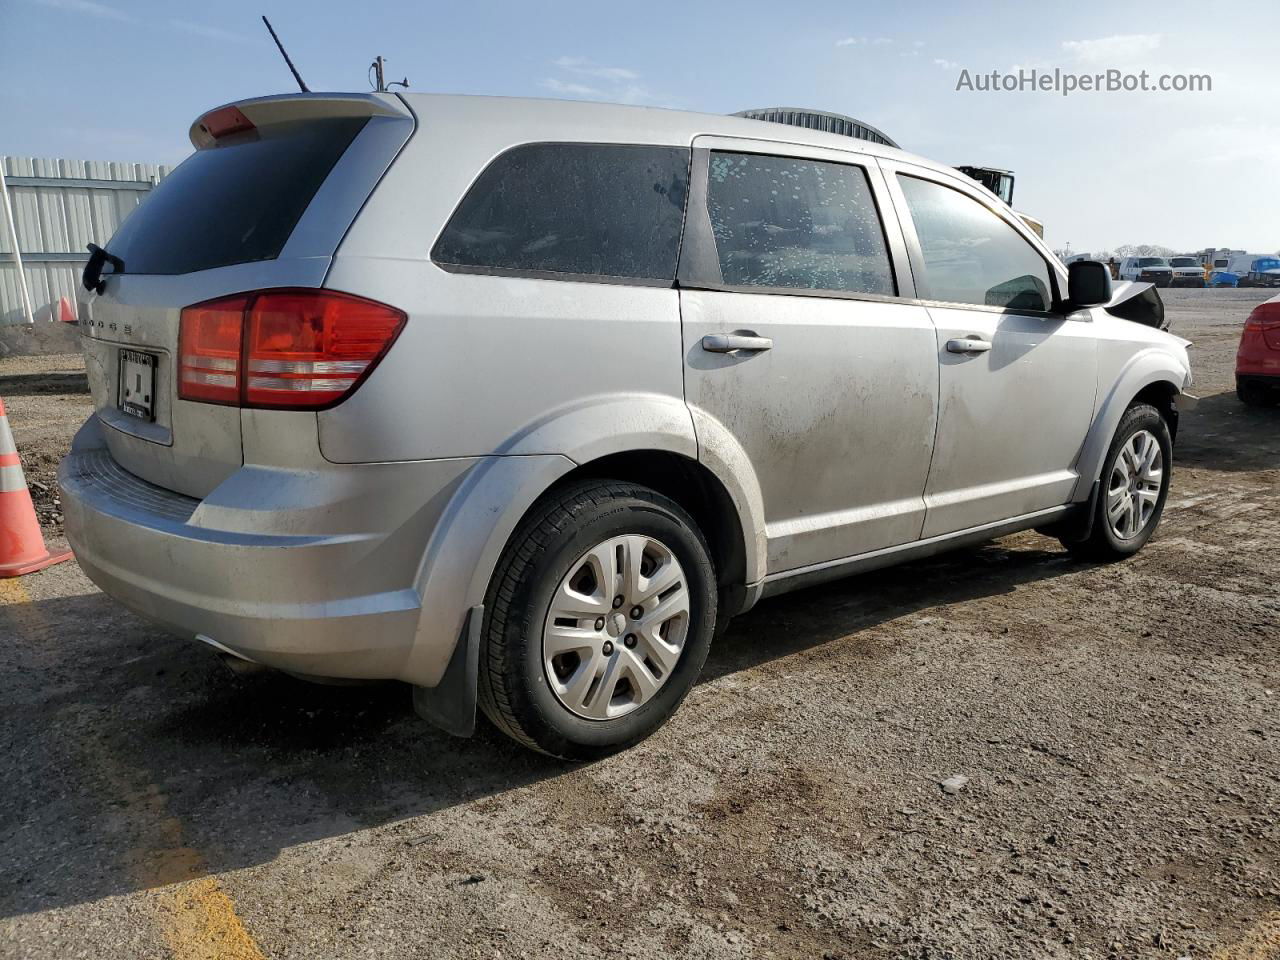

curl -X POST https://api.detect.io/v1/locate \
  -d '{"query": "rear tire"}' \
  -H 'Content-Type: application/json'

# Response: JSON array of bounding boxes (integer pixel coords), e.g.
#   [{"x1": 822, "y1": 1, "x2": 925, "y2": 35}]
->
[
  {"x1": 1237, "y1": 377, "x2": 1279, "y2": 407},
  {"x1": 477, "y1": 480, "x2": 717, "y2": 760},
  {"x1": 1062, "y1": 403, "x2": 1172, "y2": 561}
]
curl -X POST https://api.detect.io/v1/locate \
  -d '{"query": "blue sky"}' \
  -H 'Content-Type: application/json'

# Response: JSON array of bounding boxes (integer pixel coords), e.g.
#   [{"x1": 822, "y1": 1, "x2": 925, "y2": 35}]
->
[{"x1": 4, "y1": 0, "x2": 1276, "y2": 253}]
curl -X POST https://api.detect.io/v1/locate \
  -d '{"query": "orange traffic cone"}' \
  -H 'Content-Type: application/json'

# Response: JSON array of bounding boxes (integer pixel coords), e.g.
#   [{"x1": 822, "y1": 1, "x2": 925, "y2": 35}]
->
[
  {"x1": 0, "y1": 396, "x2": 71, "y2": 577},
  {"x1": 57, "y1": 296, "x2": 77, "y2": 324}
]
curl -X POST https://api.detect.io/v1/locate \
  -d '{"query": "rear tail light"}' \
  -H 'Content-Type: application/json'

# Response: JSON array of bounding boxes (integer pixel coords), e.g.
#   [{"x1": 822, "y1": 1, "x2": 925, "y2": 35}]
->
[
  {"x1": 178, "y1": 295, "x2": 247, "y2": 404},
  {"x1": 1245, "y1": 301, "x2": 1280, "y2": 351},
  {"x1": 178, "y1": 290, "x2": 405, "y2": 409}
]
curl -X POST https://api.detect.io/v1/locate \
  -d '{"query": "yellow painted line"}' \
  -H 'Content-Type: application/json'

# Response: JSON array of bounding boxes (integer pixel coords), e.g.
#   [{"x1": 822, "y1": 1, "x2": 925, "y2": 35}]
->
[
  {"x1": 1, "y1": 573, "x2": 265, "y2": 960},
  {"x1": 1213, "y1": 913, "x2": 1280, "y2": 960},
  {"x1": 92, "y1": 756, "x2": 267, "y2": 960},
  {"x1": 159, "y1": 878, "x2": 266, "y2": 960},
  {"x1": 0, "y1": 577, "x2": 32, "y2": 605}
]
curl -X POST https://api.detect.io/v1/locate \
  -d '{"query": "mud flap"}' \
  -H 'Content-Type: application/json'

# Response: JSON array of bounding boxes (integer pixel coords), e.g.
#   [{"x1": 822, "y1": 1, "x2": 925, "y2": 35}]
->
[
  {"x1": 1049, "y1": 480, "x2": 1100, "y2": 545},
  {"x1": 411, "y1": 604, "x2": 482, "y2": 738}
]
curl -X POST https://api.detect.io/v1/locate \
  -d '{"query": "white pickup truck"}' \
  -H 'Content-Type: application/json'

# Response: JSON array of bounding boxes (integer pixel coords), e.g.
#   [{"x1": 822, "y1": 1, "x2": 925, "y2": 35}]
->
[
  {"x1": 1119, "y1": 256, "x2": 1174, "y2": 287},
  {"x1": 1168, "y1": 256, "x2": 1206, "y2": 288}
]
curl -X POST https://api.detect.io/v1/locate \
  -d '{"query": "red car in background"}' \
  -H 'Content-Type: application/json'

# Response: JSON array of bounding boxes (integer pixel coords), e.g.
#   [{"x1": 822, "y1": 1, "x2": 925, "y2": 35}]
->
[{"x1": 1237, "y1": 295, "x2": 1280, "y2": 406}]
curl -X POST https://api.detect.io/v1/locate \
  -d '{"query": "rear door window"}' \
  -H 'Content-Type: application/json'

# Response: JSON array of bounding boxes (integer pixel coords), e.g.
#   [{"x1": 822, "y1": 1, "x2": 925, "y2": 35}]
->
[
  {"x1": 106, "y1": 117, "x2": 369, "y2": 275},
  {"x1": 897, "y1": 174, "x2": 1053, "y2": 312},
  {"x1": 432, "y1": 143, "x2": 689, "y2": 282},
  {"x1": 704, "y1": 152, "x2": 895, "y2": 296}
]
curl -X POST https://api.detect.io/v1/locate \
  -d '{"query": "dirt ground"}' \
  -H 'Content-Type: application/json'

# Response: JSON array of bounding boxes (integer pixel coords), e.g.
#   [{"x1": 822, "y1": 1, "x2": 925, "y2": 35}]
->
[{"x1": 1, "y1": 289, "x2": 1277, "y2": 960}]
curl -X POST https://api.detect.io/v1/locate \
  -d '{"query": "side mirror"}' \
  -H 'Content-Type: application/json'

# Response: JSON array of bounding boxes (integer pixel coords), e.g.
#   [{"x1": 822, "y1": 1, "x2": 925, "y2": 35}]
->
[{"x1": 1067, "y1": 259, "x2": 1112, "y2": 308}]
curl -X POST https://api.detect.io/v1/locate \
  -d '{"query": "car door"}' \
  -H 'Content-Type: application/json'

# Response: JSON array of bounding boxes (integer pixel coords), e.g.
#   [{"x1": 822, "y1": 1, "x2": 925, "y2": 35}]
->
[
  {"x1": 882, "y1": 162, "x2": 1098, "y2": 537},
  {"x1": 678, "y1": 139, "x2": 939, "y2": 574}
]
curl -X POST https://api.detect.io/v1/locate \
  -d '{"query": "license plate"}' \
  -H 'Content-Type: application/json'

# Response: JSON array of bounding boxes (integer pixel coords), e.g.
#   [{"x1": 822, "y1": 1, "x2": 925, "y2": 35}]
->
[{"x1": 118, "y1": 349, "x2": 157, "y2": 421}]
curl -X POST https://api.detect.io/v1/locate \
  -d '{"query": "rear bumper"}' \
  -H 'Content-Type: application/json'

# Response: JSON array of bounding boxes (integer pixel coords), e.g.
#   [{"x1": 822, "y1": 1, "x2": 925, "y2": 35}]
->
[
  {"x1": 58, "y1": 416, "x2": 475, "y2": 681},
  {"x1": 1237, "y1": 348, "x2": 1280, "y2": 378},
  {"x1": 1237, "y1": 373, "x2": 1280, "y2": 387}
]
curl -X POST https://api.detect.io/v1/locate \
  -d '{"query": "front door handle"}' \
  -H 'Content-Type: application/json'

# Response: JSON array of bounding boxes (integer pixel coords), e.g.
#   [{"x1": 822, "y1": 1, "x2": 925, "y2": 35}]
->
[
  {"x1": 946, "y1": 337, "x2": 992, "y2": 354},
  {"x1": 702, "y1": 333, "x2": 773, "y2": 354}
]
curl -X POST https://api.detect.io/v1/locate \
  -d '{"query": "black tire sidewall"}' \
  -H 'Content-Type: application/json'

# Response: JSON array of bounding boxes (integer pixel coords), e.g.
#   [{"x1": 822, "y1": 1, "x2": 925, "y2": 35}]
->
[
  {"x1": 1093, "y1": 405, "x2": 1173, "y2": 556},
  {"x1": 494, "y1": 490, "x2": 716, "y2": 759}
]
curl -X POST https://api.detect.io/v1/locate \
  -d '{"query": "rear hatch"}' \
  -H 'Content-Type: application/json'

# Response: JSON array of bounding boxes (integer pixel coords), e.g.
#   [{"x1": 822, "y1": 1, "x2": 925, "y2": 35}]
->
[{"x1": 80, "y1": 93, "x2": 414, "y2": 498}]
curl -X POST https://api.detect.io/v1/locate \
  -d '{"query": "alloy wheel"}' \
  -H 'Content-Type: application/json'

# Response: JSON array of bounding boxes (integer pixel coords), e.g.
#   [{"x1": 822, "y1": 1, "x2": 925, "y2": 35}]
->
[{"x1": 1106, "y1": 429, "x2": 1163, "y2": 540}]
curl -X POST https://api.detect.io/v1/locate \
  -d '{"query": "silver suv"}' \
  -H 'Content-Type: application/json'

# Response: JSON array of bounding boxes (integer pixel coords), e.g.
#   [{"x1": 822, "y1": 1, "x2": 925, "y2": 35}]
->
[{"x1": 60, "y1": 93, "x2": 1196, "y2": 759}]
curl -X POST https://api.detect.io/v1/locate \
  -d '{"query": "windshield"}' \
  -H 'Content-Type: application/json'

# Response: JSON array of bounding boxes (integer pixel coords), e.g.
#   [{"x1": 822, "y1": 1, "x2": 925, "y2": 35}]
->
[
  {"x1": 1170, "y1": 257, "x2": 1198, "y2": 267},
  {"x1": 1138, "y1": 257, "x2": 1169, "y2": 267}
]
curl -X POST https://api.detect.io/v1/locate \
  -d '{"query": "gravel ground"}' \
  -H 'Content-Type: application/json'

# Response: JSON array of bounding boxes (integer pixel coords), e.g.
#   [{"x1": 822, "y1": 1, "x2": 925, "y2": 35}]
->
[{"x1": 1, "y1": 289, "x2": 1277, "y2": 960}]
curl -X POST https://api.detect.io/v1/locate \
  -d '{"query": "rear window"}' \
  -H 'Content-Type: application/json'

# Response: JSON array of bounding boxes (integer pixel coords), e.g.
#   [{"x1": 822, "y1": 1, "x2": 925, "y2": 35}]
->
[
  {"x1": 432, "y1": 143, "x2": 689, "y2": 282},
  {"x1": 705, "y1": 151, "x2": 895, "y2": 296},
  {"x1": 106, "y1": 117, "x2": 368, "y2": 275}
]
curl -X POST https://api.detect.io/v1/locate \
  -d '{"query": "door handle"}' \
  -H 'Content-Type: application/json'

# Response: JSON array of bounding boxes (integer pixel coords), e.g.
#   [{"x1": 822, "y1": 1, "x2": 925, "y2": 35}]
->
[
  {"x1": 702, "y1": 333, "x2": 773, "y2": 354},
  {"x1": 946, "y1": 337, "x2": 992, "y2": 354}
]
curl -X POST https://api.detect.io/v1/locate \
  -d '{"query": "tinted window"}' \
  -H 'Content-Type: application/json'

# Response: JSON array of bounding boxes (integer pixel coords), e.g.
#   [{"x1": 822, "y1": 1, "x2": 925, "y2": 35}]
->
[
  {"x1": 898, "y1": 175, "x2": 1053, "y2": 312},
  {"x1": 107, "y1": 118, "x2": 368, "y2": 275},
  {"x1": 1138, "y1": 257, "x2": 1169, "y2": 267},
  {"x1": 1170, "y1": 257, "x2": 1198, "y2": 267},
  {"x1": 433, "y1": 144, "x2": 689, "y2": 281},
  {"x1": 705, "y1": 152, "x2": 894, "y2": 295}
]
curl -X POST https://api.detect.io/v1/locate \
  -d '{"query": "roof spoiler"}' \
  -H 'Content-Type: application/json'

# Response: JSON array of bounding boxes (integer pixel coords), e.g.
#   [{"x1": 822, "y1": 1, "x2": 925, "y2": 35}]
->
[{"x1": 189, "y1": 93, "x2": 412, "y2": 149}]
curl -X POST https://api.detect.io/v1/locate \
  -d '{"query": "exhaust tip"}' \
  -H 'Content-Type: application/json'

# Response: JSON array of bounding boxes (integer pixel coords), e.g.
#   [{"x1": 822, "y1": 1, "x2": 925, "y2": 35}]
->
[
  {"x1": 218, "y1": 651, "x2": 271, "y2": 676},
  {"x1": 197, "y1": 633, "x2": 269, "y2": 676}
]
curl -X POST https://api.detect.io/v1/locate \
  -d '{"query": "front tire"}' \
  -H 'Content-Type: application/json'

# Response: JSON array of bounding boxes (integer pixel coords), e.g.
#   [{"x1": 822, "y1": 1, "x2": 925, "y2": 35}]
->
[
  {"x1": 1062, "y1": 403, "x2": 1172, "y2": 561},
  {"x1": 478, "y1": 480, "x2": 717, "y2": 760}
]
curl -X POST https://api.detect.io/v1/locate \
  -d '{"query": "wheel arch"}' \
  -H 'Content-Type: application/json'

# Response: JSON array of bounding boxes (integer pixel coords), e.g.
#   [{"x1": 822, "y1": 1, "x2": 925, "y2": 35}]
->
[
  {"x1": 403, "y1": 396, "x2": 766, "y2": 689},
  {"x1": 549, "y1": 449, "x2": 755, "y2": 619},
  {"x1": 1073, "y1": 349, "x2": 1187, "y2": 499},
  {"x1": 1132, "y1": 379, "x2": 1180, "y2": 442}
]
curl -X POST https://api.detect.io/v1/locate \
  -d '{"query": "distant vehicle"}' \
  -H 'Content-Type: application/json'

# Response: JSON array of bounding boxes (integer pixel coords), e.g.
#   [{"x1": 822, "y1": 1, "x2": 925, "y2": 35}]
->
[
  {"x1": 1119, "y1": 257, "x2": 1174, "y2": 287},
  {"x1": 953, "y1": 165, "x2": 1044, "y2": 237},
  {"x1": 1236, "y1": 294, "x2": 1280, "y2": 405},
  {"x1": 955, "y1": 165, "x2": 1014, "y2": 204},
  {"x1": 1239, "y1": 257, "x2": 1280, "y2": 289},
  {"x1": 1168, "y1": 256, "x2": 1206, "y2": 288},
  {"x1": 1214, "y1": 253, "x2": 1265, "y2": 275}
]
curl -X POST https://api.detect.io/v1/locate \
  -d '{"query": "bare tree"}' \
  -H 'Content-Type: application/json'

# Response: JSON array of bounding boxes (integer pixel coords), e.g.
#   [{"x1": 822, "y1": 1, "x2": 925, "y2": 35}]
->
[{"x1": 1114, "y1": 243, "x2": 1177, "y2": 258}]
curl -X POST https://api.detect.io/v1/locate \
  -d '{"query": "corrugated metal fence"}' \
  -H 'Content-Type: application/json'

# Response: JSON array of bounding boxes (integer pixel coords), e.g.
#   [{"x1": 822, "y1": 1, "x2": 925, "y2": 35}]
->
[{"x1": 0, "y1": 155, "x2": 171, "y2": 325}]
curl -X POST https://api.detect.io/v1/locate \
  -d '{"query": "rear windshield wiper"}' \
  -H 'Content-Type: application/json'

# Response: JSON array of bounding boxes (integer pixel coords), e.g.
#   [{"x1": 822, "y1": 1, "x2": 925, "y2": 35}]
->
[{"x1": 83, "y1": 243, "x2": 125, "y2": 294}]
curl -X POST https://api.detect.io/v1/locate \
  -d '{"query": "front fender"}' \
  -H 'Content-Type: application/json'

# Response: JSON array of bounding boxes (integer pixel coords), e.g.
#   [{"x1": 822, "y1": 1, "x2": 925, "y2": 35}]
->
[{"x1": 1072, "y1": 348, "x2": 1190, "y2": 501}]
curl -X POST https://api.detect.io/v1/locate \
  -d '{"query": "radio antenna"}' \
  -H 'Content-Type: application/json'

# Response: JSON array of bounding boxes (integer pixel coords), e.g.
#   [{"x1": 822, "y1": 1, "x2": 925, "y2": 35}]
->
[{"x1": 261, "y1": 16, "x2": 310, "y2": 93}]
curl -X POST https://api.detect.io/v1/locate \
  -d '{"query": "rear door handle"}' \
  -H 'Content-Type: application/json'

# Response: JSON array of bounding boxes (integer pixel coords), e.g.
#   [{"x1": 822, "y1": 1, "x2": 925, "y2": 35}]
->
[
  {"x1": 946, "y1": 337, "x2": 992, "y2": 354},
  {"x1": 702, "y1": 333, "x2": 773, "y2": 354}
]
